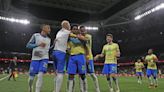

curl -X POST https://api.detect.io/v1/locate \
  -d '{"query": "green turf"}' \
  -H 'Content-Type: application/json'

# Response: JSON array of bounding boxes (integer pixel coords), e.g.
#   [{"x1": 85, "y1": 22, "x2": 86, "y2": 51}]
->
[{"x1": 0, "y1": 74, "x2": 164, "y2": 92}]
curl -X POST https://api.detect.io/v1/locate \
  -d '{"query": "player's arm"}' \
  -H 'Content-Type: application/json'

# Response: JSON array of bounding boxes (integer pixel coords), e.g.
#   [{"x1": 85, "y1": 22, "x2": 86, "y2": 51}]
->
[
  {"x1": 66, "y1": 41, "x2": 71, "y2": 53},
  {"x1": 49, "y1": 39, "x2": 57, "y2": 50},
  {"x1": 94, "y1": 54, "x2": 105, "y2": 61},
  {"x1": 69, "y1": 33, "x2": 87, "y2": 41},
  {"x1": 77, "y1": 34, "x2": 88, "y2": 41},
  {"x1": 26, "y1": 34, "x2": 46, "y2": 49},
  {"x1": 69, "y1": 33, "x2": 77, "y2": 38},
  {"x1": 69, "y1": 37, "x2": 81, "y2": 44},
  {"x1": 134, "y1": 63, "x2": 137, "y2": 69},
  {"x1": 141, "y1": 63, "x2": 145, "y2": 69},
  {"x1": 94, "y1": 45, "x2": 105, "y2": 61},
  {"x1": 144, "y1": 56, "x2": 149, "y2": 64},
  {"x1": 153, "y1": 55, "x2": 158, "y2": 62},
  {"x1": 26, "y1": 34, "x2": 38, "y2": 49},
  {"x1": 116, "y1": 44, "x2": 121, "y2": 57}
]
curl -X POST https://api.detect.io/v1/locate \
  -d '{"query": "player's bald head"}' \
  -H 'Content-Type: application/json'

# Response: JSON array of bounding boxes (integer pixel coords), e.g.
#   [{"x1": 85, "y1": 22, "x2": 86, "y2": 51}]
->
[{"x1": 61, "y1": 20, "x2": 70, "y2": 30}]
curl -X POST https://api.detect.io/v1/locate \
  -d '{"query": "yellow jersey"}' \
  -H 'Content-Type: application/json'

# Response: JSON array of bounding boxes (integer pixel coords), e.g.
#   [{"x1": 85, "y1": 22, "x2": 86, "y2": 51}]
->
[
  {"x1": 102, "y1": 43, "x2": 120, "y2": 64},
  {"x1": 85, "y1": 34, "x2": 93, "y2": 60},
  {"x1": 145, "y1": 54, "x2": 158, "y2": 69},
  {"x1": 67, "y1": 39, "x2": 85, "y2": 55},
  {"x1": 135, "y1": 62, "x2": 144, "y2": 72}
]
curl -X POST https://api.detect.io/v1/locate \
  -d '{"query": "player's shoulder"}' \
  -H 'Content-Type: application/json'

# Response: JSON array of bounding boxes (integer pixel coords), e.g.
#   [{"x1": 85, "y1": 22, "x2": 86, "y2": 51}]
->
[
  {"x1": 47, "y1": 36, "x2": 51, "y2": 40},
  {"x1": 152, "y1": 54, "x2": 157, "y2": 57},
  {"x1": 61, "y1": 28, "x2": 71, "y2": 33},
  {"x1": 33, "y1": 33, "x2": 40, "y2": 37},
  {"x1": 112, "y1": 43, "x2": 119, "y2": 46},
  {"x1": 103, "y1": 44, "x2": 109, "y2": 47},
  {"x1": 85, "y1": 34, "x2": 92, "y2": 37},
  {"x1": 112, "y1": 43, "x2": 119, "y2": 47},
  {"x1": 85, "y1": 34, "x2": 92, "y2": 40},
  {"x1": 145, "y1": 55, "x2": 149, "y2": 58}
]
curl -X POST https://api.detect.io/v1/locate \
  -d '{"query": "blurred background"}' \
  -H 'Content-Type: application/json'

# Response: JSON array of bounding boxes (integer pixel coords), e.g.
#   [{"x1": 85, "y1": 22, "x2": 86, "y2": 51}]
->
[{"x1": 0, "y1": 0, "x2": 164, "y2": 75}]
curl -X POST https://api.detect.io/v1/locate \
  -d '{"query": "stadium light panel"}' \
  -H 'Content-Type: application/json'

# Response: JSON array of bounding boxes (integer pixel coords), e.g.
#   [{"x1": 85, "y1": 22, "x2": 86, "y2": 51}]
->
[
  {"x1": 0, "y1": 16, "x2": 30, "y2": 25},
  {"x1": 85, "y1": 26, "x2": 99, "y2": 30},
  {"x1": 135, "y1": 3, "x2": 164, "y2": 20}
]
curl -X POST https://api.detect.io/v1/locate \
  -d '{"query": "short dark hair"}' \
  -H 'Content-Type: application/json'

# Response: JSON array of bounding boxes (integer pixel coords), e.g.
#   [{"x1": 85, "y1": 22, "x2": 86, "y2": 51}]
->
[
  {"x1": 79, "y1": 25, "x2": 85, "y2": 29},
  {"x1": 40, "y1": 24, "x2": 49, "y2": 29},
  {"x1": 106, "y1": 34, "x2": 113, "y2": 38},
  {"x1": 71, "y1": 24, "x2": 79, "y2": 30}
]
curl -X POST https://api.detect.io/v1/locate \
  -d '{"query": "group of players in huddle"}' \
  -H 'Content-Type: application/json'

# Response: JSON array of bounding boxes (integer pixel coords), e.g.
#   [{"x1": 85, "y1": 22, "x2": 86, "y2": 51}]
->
[{"x1": 26, "y1": 20, "x2": 159, "y2": 92}]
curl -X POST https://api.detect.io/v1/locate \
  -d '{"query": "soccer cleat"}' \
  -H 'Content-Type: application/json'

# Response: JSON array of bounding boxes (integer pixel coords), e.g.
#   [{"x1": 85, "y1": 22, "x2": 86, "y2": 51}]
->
[
  {"x1": 109, "y1": 88, "x2": 114, "y2": 92},
  {"x1": 96, "y1": 88, "x2": 100, "y2": 92},
  {"x1": 148, "y1": 84, "x2": 154, "y2": 88},
  {"x1": 137, "y1": 80, "x2": 140, "y2": 84},
  {"x1": 28, "y1": 87, "x2": 33, "y2": 92},
  {"x1": 116, "y1": 89, "x2": 120, "y2": 92},
  {"x1": 154, "y1": 84, "x2": 158, "y2": 88},
  {"x1": 139, "y1": 81, "x2": 142, "y2": 84}
]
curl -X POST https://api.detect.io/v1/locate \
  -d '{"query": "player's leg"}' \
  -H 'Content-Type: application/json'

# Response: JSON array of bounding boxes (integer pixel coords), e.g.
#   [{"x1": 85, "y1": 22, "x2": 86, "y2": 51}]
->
[
  {"x1": 102, "y1": 64, "x2": 113, "y2": 92},
  {"x1": 78, "y1": 55, "x2": 87, "y2": 92},
  {"x1": 28, "y1": 61, "x2": 39, "y2": 92},
  {"x1": 28, "y1": 75, "x2": 35, "y2": 92},
  {"x1": 53, "y1": 56, "x2": 57, "y2": 92},
  {"x1": 146, "y1": 69, "x2": 153, "y2": 88},
  {"x1": 67, "y1": 56, "x2": 77, "y2": 92},
  {"x1": 8, "y1": 71, "x2": 13, "y2": 81},
  {"x1": 35, "y1": 59, "x2": 48, "y2": 92},
  {"x1": 139, "y1": 72, "x2": 143, "y2": 84},
  {"x1": 110, "y1": 64, "x2": 119, "y2": 92},
  {"x1": 88, "y1": 60, "x2": 100, "y2": 92},
  {"x1": 67, "y1": 74, "x2": 75, "y2": 92},
  {"x1": 52, "y1": 50, "x2": 66, "y2": 92},
  {"x1": 79, "y1": 74, "x2": 87, "y2": 92},
  {"x1": 136, "y1": 72, "x2": 140, "y2": 83},
  {"x1": 137, "y1": 72, "x2": 142, "y2": 84},
  {"x1": 106, "y1": 75, "x2": 113, "y2": 92},
  {"x1": 152, "y1": 69, "x2": 158, "y2": 88},
  {"x1": 35, "y1": 72, "x2": 43, "y2": 92},
  {"x1": 12, "y1": 71, "x2": 16, "y2": 81}
]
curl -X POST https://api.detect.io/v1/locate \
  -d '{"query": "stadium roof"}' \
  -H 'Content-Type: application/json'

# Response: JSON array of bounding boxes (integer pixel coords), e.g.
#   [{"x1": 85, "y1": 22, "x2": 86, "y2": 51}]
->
[{"x1": 1, "y1": 0, "x2": 164, "y2": 60}]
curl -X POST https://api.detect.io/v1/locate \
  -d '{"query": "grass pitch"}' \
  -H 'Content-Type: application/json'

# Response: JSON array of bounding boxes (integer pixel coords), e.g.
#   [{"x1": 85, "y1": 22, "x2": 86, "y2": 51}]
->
[{"x1": 0, "y1": 74, "x2": 163, "y2": 92}]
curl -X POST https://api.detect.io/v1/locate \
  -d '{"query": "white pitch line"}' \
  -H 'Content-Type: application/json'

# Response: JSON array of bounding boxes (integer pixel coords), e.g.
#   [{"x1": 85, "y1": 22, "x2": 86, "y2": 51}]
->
[{"x1": 0, "y1": 75, "x2": 10, "y2": 81}]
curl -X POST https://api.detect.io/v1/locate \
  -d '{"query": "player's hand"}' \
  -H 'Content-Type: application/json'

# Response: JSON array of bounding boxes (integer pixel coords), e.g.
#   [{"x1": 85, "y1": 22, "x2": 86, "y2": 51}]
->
[
  {"x1": 86, "y1": 60, "x2": 89, "y2": 64},
  {"x1": 39, "y1": 42, "x2": 46, "y2": 48},
  {"x1": 69, "y1": 33, "x2": 77, "y2": 38},
  {"x1": 115, "y1": 52, "x2": 120, "y2": 57},
  {"x1": 94, "y1": 55, "x2": 99, "y2": 61},
  {"x1": 34, "y1": 51, "x2": 43, "y2": 57},
  {"x1": 77, "y1": 34, "x2": 87, "y2": 41},
  {"x1": 86, "y1": 55, "x2": 90, "y2": 64}
]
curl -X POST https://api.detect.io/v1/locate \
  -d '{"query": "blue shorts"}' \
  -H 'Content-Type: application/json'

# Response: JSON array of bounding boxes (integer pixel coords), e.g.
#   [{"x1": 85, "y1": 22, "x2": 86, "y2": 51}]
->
[
  {"x1": 146, "y1": 69, "x2": 158, "y2": 77},
  {"x1": 52, "y1": 50, "x2": 66, "y2": 73},
  {"x1": 102, "y1": 64, "x2": 117, "y2": 74},
  {"x1": 87, "y1": 60, "x2": 95, "y2": 73},
  {"x1": 29, "y1": 59, "x2": 48, "y2": 76},
  {"x1": 67, "y1": 54, "x2": 86, "y2": 74},
  {"x1": 136, "y1": 72, "x2": 143, "y2": 76}
]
